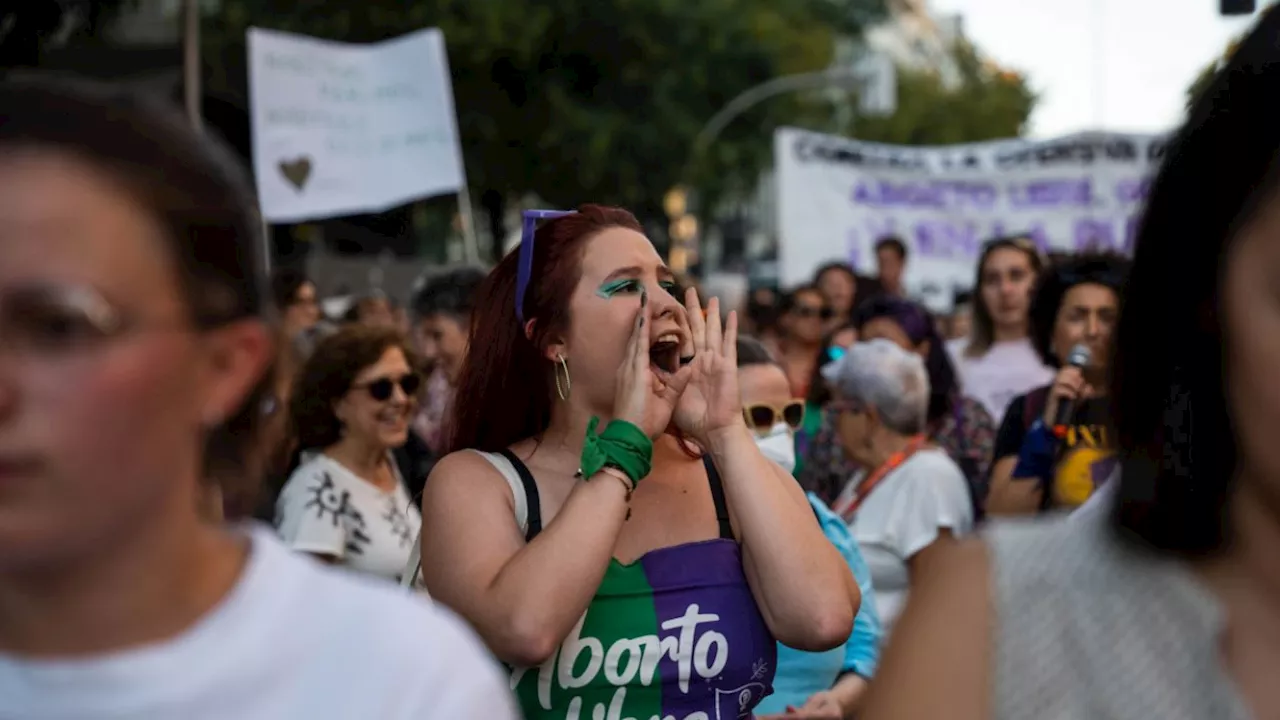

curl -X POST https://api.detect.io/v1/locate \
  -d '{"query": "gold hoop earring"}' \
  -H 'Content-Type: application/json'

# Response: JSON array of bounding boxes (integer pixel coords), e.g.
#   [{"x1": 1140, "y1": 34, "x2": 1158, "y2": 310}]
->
[{"x1": 554, "y1": 354, "x2": 571, "y2": 401}]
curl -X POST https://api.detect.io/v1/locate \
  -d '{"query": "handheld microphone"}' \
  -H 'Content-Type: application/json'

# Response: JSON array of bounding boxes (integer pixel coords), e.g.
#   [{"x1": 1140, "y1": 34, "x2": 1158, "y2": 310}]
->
[{"x1": 1052, "y1": 344, "x2": 1092, "y2": 438}]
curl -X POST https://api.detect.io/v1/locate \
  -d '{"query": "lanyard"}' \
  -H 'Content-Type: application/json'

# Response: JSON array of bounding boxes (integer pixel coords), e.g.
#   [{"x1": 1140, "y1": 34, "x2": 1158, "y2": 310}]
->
[{"x1": 833, "y1": 434, "x2": 930, "y2": 524}]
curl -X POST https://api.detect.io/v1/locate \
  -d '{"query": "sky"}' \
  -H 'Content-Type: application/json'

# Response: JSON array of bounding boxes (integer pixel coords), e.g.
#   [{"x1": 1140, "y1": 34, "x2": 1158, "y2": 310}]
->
[{"x1": 929, "y1": 0, "x2": 1260, "y2": 137}]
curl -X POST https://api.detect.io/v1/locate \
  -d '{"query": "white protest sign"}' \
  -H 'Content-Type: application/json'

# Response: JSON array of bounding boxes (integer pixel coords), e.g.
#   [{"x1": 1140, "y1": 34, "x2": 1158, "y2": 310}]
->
[
  {"x1": 248, "y1": 27, "x2": 465, "y2": 223},
  {"x1": 775, "y1": 127, "x2": 1167, "y2": 309}
]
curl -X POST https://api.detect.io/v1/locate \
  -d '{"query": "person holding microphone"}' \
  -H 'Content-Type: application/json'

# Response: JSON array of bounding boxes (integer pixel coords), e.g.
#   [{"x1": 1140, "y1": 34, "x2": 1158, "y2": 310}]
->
[{"x1": 985, "y1": 253, "x2": 1130, "y2": 517}]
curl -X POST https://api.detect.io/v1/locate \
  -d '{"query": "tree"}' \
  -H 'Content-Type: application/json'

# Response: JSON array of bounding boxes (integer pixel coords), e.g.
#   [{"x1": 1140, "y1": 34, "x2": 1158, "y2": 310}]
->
[
  {"x1": 846, "y1": 37, "x2": 1036, "y2": 145},
  {"x1": 0, "y1": 0, "x2": 135, "y2": 70},
  {"x1": 209, "y1": 0, "x2": 887, "y2": 243}
]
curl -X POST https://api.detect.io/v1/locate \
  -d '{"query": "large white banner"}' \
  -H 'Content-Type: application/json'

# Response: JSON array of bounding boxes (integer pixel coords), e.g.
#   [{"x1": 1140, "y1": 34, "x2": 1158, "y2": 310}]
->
[
  {"x1": 775, "y1": 127, "x2": 1167, "y2": 309},
  {"x1": 248, "y1": 27, "x2": 465, "y2": 223}
]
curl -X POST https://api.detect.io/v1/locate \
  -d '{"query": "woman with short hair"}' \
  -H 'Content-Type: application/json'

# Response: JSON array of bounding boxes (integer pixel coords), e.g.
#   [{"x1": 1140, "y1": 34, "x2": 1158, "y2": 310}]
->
[{"x1": 823, "y1": 340, "x2": 974, "y2": 634}]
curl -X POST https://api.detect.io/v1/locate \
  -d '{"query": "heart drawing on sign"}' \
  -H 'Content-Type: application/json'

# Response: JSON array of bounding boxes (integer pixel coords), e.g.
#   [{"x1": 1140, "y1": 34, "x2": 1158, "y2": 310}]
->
[{"x1": 278, "y1": 156, "x2": 313, "y2": 192}]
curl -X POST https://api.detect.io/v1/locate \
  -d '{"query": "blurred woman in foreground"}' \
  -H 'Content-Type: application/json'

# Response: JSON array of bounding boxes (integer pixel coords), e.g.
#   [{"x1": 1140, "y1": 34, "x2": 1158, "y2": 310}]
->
[
  {"x1": 864, "y1": 10, "x2": 1280, "y2": 718},
  {"x1": 0, "y1": 76, "x2": 514, "y2": 718}
]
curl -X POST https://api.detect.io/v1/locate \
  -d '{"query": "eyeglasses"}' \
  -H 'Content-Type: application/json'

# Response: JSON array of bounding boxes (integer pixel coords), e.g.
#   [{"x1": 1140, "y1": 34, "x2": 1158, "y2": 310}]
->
[
  {"x1": 829, "y1": 398, "x2": 866, "y2": 416},
  {"x1": 354, "y1": 373, "x2": 422, "y2": 402},
  {"x1": 793, "y1": 306, "x2": 833, "y2": 320},
  {"x1": 743, "y1": 400, "x2": 806, "y2": 432}
]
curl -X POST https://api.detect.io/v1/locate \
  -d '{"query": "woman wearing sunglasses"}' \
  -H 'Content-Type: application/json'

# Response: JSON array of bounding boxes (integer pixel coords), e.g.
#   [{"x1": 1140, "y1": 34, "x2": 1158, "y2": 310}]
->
[
  {"x1": 736, "y1": 337, "x2": 883, "y2": 720},
  {"x1": 276, "y1": 325, "x2": 424, "y2": 582}
]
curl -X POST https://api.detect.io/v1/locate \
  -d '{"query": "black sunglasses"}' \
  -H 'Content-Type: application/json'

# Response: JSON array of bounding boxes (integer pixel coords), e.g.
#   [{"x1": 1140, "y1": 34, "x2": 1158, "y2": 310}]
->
[
  {"x1": 793, "y1": 305, "x2": 833, "y2": 320},
  {"x1": 355, "y1": 373, "x2": 422, "y2": 401}
]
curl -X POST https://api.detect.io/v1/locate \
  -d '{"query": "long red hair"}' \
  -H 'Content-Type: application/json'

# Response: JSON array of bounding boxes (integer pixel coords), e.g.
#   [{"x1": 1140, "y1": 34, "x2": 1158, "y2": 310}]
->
[{"x1": 446, "y1": 204, "x2": 644, "y2": 453}]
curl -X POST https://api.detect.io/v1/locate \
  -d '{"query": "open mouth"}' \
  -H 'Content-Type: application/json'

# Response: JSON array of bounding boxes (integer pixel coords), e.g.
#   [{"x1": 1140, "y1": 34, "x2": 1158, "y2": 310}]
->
[{"x1": 649, "y1": 333, "x2": 682, "y2": 374}]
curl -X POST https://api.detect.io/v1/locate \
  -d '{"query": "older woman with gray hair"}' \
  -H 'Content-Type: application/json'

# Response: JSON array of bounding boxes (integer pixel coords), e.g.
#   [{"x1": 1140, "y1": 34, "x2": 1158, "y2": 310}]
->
[{"x1": 823, "y1": 339, "x2": 974, "y2": 633}]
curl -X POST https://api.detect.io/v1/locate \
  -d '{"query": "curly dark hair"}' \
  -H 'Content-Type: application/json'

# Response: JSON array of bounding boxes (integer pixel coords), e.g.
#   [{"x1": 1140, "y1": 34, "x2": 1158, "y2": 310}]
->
[
  {"x1": 1029, "y1": 251, "x2": 1131, "y2": 367},
  {"x1": 289, "y1": 325, "x2": 421, "y2": 452}
]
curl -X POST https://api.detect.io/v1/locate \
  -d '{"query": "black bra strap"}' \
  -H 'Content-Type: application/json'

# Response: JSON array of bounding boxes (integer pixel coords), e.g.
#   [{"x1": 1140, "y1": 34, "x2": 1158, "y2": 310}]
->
[
  {"x1": 702, "y1": 455, "x2": 735, "y2": 541},
  {"x1": 498, "y1": 449, "x2": 543, "y2": 542}
]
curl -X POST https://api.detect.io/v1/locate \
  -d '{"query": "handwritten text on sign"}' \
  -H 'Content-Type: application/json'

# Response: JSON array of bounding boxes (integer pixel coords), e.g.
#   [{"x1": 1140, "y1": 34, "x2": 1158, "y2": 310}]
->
[
  {"x1": 248, "y1": 27, "x2": 464, "y2": 223},
  {"x1": 775, "y1": 127, "x2": 1166, "y2": 309}
]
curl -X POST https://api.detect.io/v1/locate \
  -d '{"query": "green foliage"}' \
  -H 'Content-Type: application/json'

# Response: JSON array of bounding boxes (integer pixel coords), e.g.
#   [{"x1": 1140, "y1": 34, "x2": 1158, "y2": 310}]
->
[
  {"x1": 211, "y1": 0, "x2": 887, "y2": 216},
  {"x1": 849, "y1": 38, "x2": 1036, "y2": 145}
]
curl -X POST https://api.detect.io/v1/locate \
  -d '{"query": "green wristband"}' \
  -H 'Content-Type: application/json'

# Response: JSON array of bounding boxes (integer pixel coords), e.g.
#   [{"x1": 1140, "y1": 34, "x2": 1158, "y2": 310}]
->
[{"x1": 579, "y1": 417, "x2": 654, "y2": 485}]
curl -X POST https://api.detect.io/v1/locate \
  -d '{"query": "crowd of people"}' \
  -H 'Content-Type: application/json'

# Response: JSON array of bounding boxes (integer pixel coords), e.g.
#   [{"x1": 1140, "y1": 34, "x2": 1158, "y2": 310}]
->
[{"x1": 7, "y1": 6, "x2": 1280, "y2": 719}]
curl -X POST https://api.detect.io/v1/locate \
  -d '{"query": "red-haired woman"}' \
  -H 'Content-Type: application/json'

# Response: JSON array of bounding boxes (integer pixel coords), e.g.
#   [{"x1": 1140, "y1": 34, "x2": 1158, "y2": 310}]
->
[{"x1": 418, "y1": 205, "x2": 859, "y2": 720}]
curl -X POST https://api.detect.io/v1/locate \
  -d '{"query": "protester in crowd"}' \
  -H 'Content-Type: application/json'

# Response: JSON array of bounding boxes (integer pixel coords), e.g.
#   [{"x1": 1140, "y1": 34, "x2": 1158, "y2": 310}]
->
[
  {"x1": 275, "y1": 326, "x2": 424, "y2": 582},
  {"x1": 862, "y1": 13, "x2": 1280, "y2": 717},
  {"x1": 946, "y1": 289, "x2": 974, "y2": 341},
  {"x1": 746, "y1": 285, "x2": 783, "y2": 354},
  {"x1": 272, "y1": 269, "x2": 320, "y2": 344},
  {"x1": 947, "y1": 236, "x2": 1053, "y2": 424},
  {"x1": 345, "y1": 292, "x2": 396, "y2": 328},
  {"x1": 854, "y1": 297, "x2": 996, "y2": 509},
  {"x1": 815, "y1": 262, "x2": 859, "y2": 330},
  {"x1": 735, "y1": 337, "x2": 882, "y2": 720},
  {"x1": 875, "y1": 236, "x2": 909, "y2": 298},
  {"x1": 796, "y1": 323, "x2": 859, "y2": 495},
  {"x1": 984, "y1": 252, "x2": 1128, "y2": 516},
  {"x1": 776, "y1": 285, "x2": 831, "y2": 398},
  {"x1": 823, "y1": 340, "x2": 973, "y2": 634},
  {"x1": 418, "y1": 205, "x2": 858, "y2": 719},
  {"x1": 410, "y1": 267, "x2": 486, "y2": 455},
  {"x1": 0, "y1": 76, "x2": 516, "y2": 719}
]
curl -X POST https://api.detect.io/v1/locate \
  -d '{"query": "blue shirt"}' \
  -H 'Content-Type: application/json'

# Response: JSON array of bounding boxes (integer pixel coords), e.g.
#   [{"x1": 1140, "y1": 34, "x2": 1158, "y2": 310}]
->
[{"x1": 755, "y1": 493, "x2": 882, "y2": 715}]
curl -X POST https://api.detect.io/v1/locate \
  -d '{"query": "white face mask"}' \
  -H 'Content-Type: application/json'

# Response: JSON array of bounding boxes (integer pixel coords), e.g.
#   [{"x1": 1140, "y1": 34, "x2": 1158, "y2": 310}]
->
[{"x1": 753, "y1": 422, "x2": 797, "y2": 475}]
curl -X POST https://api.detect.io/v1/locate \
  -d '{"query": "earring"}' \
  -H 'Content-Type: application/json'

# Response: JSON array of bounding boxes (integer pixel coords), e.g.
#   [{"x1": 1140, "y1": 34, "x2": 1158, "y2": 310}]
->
[{"x1": 554, "y1": 354, "x2": 571, "y2": 401}]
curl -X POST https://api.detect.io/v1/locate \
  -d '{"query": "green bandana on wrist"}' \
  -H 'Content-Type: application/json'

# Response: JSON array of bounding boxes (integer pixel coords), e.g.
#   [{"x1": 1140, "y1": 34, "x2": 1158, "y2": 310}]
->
[{"x1": 580, "y1": 417, "x2": 653, "y2": 485}]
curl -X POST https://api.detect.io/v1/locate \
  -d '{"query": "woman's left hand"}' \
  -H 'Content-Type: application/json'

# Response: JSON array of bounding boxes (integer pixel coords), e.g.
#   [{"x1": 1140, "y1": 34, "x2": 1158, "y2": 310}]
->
[{"x1": 673, "y1": 288, "x2": 746, "y2": 444}]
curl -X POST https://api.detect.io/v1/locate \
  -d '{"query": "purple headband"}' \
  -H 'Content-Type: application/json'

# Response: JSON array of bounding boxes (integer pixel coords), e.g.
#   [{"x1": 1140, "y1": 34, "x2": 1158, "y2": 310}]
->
[{"x1": 516, "y1": 209, "x2": 576, "y2": 324}]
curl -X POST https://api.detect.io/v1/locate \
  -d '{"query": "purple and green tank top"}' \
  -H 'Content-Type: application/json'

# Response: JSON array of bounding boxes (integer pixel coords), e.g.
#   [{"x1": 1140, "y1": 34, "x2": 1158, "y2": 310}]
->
[{"x1": 499, "y1": 450, "x2": 777, "y2": 720}]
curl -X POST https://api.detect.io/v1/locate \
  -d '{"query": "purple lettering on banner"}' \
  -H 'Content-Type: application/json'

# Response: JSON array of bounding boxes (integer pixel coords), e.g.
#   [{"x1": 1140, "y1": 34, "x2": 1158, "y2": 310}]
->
[
  {"x1": 1114, "y1": 178, "x2": 1151, "y2": 204},
  {"x1": 851, "y1": 180, "x2": 999, "y2": 210},
  {"x1": 913, "y1": 220, "x2": 981, "y2": 260},
  {"x1": 1009, "y1": 178, "x2": 1095, "y2": 208},
  {"x1": 1074, "y1": 218, "x2": 1118, "y2": 251}
]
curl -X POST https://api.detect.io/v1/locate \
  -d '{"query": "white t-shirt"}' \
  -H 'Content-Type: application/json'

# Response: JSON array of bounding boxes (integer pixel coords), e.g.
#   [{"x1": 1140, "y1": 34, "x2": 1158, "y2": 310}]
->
[
  {"x1": 276, "y1": 453, "x2": 422, "y2": 582},
  {"x1": 836, "y1": 448, "x2": 974, "y2": 635},
  {"x1": 947, "y1": 337, "x2": 1053, "y2": 425},
  {"x1": 0, "y1": 527, "x2": 519, "y2": 720}
]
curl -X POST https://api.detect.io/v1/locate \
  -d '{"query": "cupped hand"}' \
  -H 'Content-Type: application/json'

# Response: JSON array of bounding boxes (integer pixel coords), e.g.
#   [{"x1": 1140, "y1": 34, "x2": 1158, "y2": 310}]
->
[
  {"x1": 613, "y1": 294, "x2": 692, "y2": 438},
  {"x1": 672, "y1": 288, "x2": 746, "y2": 444}
]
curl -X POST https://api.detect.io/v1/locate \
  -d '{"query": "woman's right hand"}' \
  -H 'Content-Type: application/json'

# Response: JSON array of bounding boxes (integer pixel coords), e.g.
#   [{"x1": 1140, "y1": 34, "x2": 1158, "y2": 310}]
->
[
  {"x1": 613, "y1": 294, "x2": 691, "y2": 438},
  {"x1": 1041, "y1": 365, "x2": 1093, "y2": 427}
]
